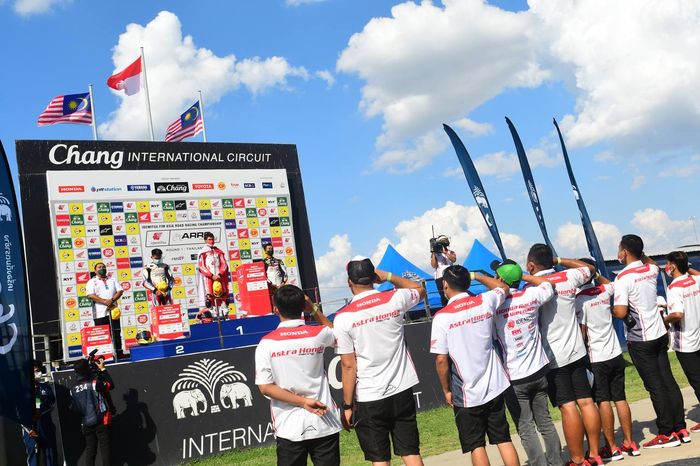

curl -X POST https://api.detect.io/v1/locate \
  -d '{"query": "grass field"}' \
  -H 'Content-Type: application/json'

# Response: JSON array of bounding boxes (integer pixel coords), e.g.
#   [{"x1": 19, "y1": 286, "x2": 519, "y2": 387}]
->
[{"x1": 188, "y1": 352, "x2": 691, "y2": 466}]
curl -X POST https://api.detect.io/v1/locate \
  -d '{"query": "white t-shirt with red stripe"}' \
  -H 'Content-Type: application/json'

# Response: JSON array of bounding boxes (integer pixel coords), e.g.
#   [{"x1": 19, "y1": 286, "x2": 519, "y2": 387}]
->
[
  {"x1": 667, "y1": 274, "x2": 700, "y2": 353},
  {"x1": 613, "y1": 261, "x2": 666, "y2": 342},
  {"x1": 430, "y1": 289, "x2": 510, "y2": 407},
  {"x1": 333, "y1": 288, "x2": 422, "y2": 402},
  {"x1": 255, "y1": 319, "x2": 342, "y2": 441},
  {"x1": 575, "y1": 283, "x2": 622, "y2": 363},
  {"x1": 536, "y1": 267, "x2": 592, "y2": 368},
  {"x1": 494, "y1": 282, "x2": 554, "y2": 382}
]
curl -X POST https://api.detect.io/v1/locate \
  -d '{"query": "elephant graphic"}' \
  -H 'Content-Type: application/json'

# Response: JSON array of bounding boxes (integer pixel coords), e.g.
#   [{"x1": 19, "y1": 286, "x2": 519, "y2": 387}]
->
[
  {"x1": 0, "y1": 204, "x2": 11, "y2": 222},
  {"x1": 172, "y1": 388, "x2": 207, "y2": 419},
  {"x1": 220, "y1": 382, "x2": 253, "y2": 409}
]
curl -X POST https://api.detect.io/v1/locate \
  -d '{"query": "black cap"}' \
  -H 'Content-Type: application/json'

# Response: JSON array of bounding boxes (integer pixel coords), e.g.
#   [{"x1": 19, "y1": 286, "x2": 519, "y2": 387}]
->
[
  {"x1": 151, "y1": 248, "x2": 163, "y2": 257},
  {"x1": 347, "y1": 258, "x2": 379, "y2": 286}
]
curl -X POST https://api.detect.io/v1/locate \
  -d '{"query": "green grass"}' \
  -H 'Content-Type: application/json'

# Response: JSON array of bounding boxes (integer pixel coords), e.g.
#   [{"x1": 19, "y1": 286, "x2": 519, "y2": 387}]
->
[{"x1": 188, "y1": 352, "x2": 691, "y2": 465}]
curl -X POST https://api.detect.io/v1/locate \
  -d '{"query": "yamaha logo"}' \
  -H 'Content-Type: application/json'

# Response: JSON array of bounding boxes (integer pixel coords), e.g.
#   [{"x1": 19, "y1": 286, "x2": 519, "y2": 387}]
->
[{"x1": 155, "y1": 182, "x2": 189, "y2": 194}]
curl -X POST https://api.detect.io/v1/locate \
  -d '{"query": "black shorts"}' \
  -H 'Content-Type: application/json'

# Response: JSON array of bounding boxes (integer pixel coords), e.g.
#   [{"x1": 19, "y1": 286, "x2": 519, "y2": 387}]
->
[
  {"x1": 454, "y1": 393, "x2": 511, "y2": 453},
  {"x1": 591, "y1": 354, "x2": 626, "y2": 403},
  {"x1": 276, "y1": 432, "x2": 340, "y2": 466},
  {"x1": 546, "y1": 356, "x2": 593, "y2": 407},
  {"x1": 354, "y1": 388, "x2": 420, "y2": 462}
]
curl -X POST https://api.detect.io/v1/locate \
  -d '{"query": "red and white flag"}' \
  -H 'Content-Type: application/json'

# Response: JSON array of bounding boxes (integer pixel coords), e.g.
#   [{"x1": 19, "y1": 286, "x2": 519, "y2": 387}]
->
[{"x1": 107, "y1": 57, "x2": 142, "y2": 96}]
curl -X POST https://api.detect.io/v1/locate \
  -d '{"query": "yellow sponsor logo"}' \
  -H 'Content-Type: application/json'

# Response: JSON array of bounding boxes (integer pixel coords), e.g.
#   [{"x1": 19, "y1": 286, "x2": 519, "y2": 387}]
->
[
  {"x1": 278, "y1": 207, "x2": 289, "y2": 216},
  {"x1": 135, "y1": 303, "x2": 149, "y2": 313},
  {"x1": 69, "y1": 203, "x2": 83, "y2": 214},
  {"x1": 117, "y1": 269, "x2": 131, "y2": 281},
  {"x1": 98, "y1": 213, "x2": 112, "y2": 225},
  {"x1": 126, "y1": 224, "x2": 139, "y2": 234},
  {"x1": 100, "y1": 236, "x2": 114, "y2": 247},
  {"x1": 71, "y1": 226, "x2": 85, "y2": 237},
  {"x1": 172, "y1": 287, "x2": 186, "y2": 299},
  {"x1": 64, "y1": 309, "x2": 80, "y2": 321},
  {"x1": 256, "y1": 197, "x2": 267, "y2": 207},
  {"x1": 137, "y1": 201, "x2": 150, "y2": 212},
  {"x1": 247, "y1": 218, "x2": 259, "y2": 228},
  {"x1": 67, "y1": 333, "x2": 81, "y2": 345},
  {"x1": 239, "y1": 239, "x2": 251, "y2": 249},
  {"x1": 224, "y1": 208, "x2": 235, "y2": 219},
  {"x1": 198, "y1": 199, "x2": 211, "y2": 210},
  {"x1": 115, "y1": 247, "x2": 129, "y2": 258},
  {"x1": 182, "y1": 264, "x2": 196, "y2": 275},
  {"x1": 164, "y1": 211, "x2": 176, "y2": 222},
  {"x1": 59, "y1": 250, "x2": 74, "y2": 262},
  {"x1": 270, "y1": 227, "x2": 282, "y2": 237},
  {"x1": 284, "y1": 256, "x2": 297, "y2": 267}
]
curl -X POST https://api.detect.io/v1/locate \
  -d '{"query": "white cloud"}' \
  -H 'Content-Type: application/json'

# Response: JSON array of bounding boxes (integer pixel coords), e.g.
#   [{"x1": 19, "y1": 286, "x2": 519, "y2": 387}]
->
[
  {"x1": 337, "y1": 0, "x2": 548, "y2": 172},
  {"x1": 13, "y1": 0, "x2": 69, "y2": 15},
  {"x1": 453, "y1": 118, "x2": 494, "y2": 137},
  {"x1": 444, "y1": 145, "x2": 560, "y2": 180},
  {"x1": 314, "y1": 70, "x2": 335, "y2": 88},
  {"x1": 631, "y1": 175, "x2": 646, "y2": 191},
  {"x1": 99, "y1": 11, "x2": 310, "y2": 140},
  {"x1": 371, "y1": 129, "x2": 446, "y2": 173},
  {"x1": 340, "y1": 0, "x2": 700, "y2": 173},
  {"x1": 533, "y1": 0, "x2": 700, "y2": 154},
  {"x1": 286, "y1": 0, "x2": 326, "y2": 5},
  {"x1": 631, "y1": 208, "x2": 696, "y2": 253},
  {"x1": 555, "y1": 221, "x2": 622, "y2": 260},
  {"x1": 315, "y1": 234, "x2": 353, "y2": 311}
]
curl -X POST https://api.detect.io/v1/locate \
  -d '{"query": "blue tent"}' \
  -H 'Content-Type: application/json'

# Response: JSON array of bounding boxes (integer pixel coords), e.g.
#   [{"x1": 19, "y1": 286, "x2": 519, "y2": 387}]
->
[
  {"x1": 375, "y1": 244, "x2": 442, "y2": 310},
  {"x1": 463, "y1": 238, "x2": 502, "y2": 294}
]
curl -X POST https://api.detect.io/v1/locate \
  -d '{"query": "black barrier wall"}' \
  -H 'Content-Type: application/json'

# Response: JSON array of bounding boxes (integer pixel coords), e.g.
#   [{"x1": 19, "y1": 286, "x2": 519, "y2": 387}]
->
[{"x1": 52, "y1": 320, "x2": 442, "y2": 465}]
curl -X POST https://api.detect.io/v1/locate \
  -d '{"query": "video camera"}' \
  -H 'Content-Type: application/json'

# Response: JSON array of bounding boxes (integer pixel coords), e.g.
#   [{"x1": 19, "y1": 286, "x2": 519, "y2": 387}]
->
[
  {"x1": 430, "y1": 235, "x2": 450, "y2": 254},
  {"x1": 86, "y1": 348, "x2": 105, "y2": 374}
]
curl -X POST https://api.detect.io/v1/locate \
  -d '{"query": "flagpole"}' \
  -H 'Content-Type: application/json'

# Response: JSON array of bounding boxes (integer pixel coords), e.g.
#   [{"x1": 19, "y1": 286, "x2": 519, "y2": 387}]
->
[
  {"x1": 88, "y1": 84, "x2": 98, "y2": 141},
  {"x1": 198, "y1": 90, "x2": 208, "y2": 142},
  {"x1": 197, "y1": 91, "x2": 207, "y2": 142},
  {"x1": 140, "y1": 47, "x2": 155, "y2": 141}
]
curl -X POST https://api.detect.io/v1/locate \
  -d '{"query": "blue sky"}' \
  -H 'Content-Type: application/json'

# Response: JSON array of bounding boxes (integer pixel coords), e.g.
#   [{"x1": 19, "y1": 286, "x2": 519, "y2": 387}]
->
[{"x1": 2, "y1": 0, "x2": 699, "y2": 303}]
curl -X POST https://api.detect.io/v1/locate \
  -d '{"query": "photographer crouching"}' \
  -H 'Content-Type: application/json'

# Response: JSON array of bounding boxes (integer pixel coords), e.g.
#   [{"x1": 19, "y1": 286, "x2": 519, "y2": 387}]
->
[
  {"x1": 430, "y1": 235, "x2": 457, "y2": 306},
  {"x1": 70, "y1": 353, "x2": 115, "y2": 466}
]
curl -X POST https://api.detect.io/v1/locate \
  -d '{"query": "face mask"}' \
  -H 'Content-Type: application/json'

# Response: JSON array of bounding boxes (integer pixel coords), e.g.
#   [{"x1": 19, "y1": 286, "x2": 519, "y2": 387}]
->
[
  {"x1": 97, "y1": 268, "x2": 107, "y2": 276},
  {"x1": 153, "y1": 259, "x2": 162, "y2": 266},
  {"x1": 34, "y1": 371, "x2": 41, "y2": 379},
  {"x1": 665, "y1": 264, "x2": 674, "y2": 275},
  {"x1": 617, "y1": 252, "x2": 625, "y2": 265}
]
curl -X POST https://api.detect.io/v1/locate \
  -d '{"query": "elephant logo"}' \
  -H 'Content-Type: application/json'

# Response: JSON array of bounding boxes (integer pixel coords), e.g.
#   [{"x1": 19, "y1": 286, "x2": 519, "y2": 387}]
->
[
  {"x1": 173, "y1": 388, "x2": 207, "y2": 419},
  {"x1": 170, "y1": 358, "x2": 252, "y2": 419},
  {"x1": 220, "y1": 382, "x2": 253, "y2": 409},
  {"x1": 0, "y1": 195, "x2": 12, "y2": 222}
]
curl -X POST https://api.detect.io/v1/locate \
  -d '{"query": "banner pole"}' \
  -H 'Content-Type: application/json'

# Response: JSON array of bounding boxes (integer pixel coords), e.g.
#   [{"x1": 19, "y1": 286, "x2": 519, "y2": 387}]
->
[
  {"x1": 140, "y1": 47, "x2": 155, "y2": 141},
  {"x1": 198, "y1": 90, "x2": 208, "y2": 143},
  {"x1": 88, "y1": 84, "x2": 98, "y2": 141}
]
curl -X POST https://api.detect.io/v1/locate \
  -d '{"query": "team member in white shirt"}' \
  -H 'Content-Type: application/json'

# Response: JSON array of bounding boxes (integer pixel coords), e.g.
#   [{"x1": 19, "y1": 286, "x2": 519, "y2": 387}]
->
[
  {"x1": 431, "y1": 265, "x2": 519, "y2": 466},
  {"x1": 86, "y1": 262, "x2": 124, "y2": 357},
  {"x1": 334, "y1": 258, "x2": 426, "y2": 466},
  {"x1": 255, "y1": 285, "x2": 342, "y2": 466},
  {"x1": 526, "y1": 244, "x2": 602, "y2": 466},
  {"x1": 430, "y1": 235, "x2": 456, "y2": 306},
  {"x1": 613, "y1": 235, "x2": 687, "y2": 448},
  {"x1": 491, "y1": 260, "x2": 561, "y2": 466},
  {"x1": 575, "y1": 259, "x2": 638, "y2": 460},
  {"x1": 664, "y1": 251, "x2": 700, "y2": 434}
]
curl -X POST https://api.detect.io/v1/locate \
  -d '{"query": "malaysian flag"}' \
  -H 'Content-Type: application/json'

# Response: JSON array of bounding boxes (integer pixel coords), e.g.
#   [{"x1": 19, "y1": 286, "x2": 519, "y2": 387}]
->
[
  {"x1": 37, "y1": 92, "x2": 92, "y2": 126},
  {"x1": 165, "y1": 101, "x2": 204, "y2": 142}
]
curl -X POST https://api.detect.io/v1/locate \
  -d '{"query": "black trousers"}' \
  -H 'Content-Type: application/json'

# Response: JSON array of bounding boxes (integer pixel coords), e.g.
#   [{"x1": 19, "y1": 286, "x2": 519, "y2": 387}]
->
[
  {"x1": 82, "y1": 424, "x2": 110, "y2": 466},
  {"x1": 677, "y1": 350, "x2": 700, "y2": 404},
  {"x1": 628, "y1": 335, "x2": 685, "y2": 435},
  {"x1": 276, "y1": 433, "x2": 340, "y2": 466},
  {"x1": 435, "y1": 278, "x2": 448, "y2": 307},
  {"x1": 93, "y1": 316, "x2": 122, "y2": 354}
]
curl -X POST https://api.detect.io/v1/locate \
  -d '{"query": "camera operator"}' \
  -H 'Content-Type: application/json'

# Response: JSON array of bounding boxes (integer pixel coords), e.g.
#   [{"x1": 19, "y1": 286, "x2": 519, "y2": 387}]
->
[
  {"x1": 70, "y1": 355, "x2": 115, "y2": 466},
  {"x1": 430, "y1": 235, "x2": 457, "y2": 306},
  {"x1": 22, "y1": 360, "x2": 58, "y2": 466}
]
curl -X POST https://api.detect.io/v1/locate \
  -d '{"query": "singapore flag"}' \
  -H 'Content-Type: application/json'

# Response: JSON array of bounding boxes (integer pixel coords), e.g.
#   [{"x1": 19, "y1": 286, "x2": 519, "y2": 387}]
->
[{"x1": 107, "y1": 57, "x2": 142, "y2": 96}]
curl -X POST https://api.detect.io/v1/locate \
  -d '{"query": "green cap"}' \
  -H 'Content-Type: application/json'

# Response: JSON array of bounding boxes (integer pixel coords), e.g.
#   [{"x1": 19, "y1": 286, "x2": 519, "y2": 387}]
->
[{"x1": 493, "y1": 260, "x2": 523, "y2": 287}]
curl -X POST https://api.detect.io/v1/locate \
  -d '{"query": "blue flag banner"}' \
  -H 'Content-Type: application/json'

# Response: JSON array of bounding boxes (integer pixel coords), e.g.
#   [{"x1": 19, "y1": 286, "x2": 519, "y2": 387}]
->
[
  {"x1": 0, "y1": 141, "x2": 33, "y2": 427},
  {"x1": 505, "y1": 117, "x2": 558, "y2": 257},
  {"x1": 553, "y1": 119, "x2": 609, "y2": 277},
  {"x1": 443, "y1": 124, "x2": 507, "y2": 259}
]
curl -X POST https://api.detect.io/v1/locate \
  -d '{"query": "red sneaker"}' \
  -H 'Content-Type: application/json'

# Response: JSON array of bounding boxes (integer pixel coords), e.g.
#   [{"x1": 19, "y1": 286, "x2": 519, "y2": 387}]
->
[
  {"x1": 690, "y1": 423, "x2": 700, "y2": 433},
  {"x1": 587, "y1": 454, "x2": 604, "y2": 465},
  {"x1": 676, "y1": 428, "x2": 692, "y2": 443},
  {"x1": 642, "y1": 433, "x2": 681, "y2": 449},
  {"x1": 599, "y1": 445, "x2": 624, "y2": 461},
  {"x1": 620, "y1": 440, "x2": 640, "y2": 456}
]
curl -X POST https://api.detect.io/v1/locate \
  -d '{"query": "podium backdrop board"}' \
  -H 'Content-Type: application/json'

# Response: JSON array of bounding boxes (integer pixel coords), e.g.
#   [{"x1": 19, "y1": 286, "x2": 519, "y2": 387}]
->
[{"x1": 16, "y1": 141, "x2": 318, "y2": 360}]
